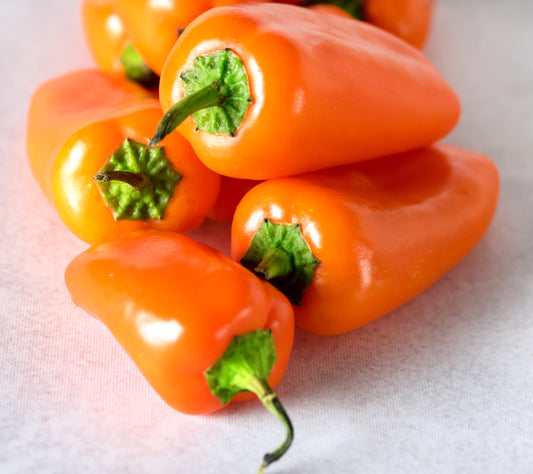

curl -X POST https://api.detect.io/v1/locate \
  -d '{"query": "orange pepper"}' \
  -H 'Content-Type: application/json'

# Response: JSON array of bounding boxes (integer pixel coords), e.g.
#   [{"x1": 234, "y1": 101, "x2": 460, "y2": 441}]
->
[
  {"x1": 65, "y1": 230, "x2": 295, "y2": 470},
  {"x1": 302, "y1": 0, "x2": 435, "y2": 48},
  {"x1": 155, "y1": 3, "x2": 460, "y2": 179},
  {"x1": 364, "y1": 0, "x2": 436, "y2": 49},
  {"x1": 208, "y1": 177, "x2": 262, "y2": 222},
  {"x1": 111, "y1": 0, "x2": 302, "y2": 75},
  {"x1": 82, "y1": 0, "x2": 159, "y2": 88},
  {"x1": 81, "y1": 0, "x2": 128, "y2": 74},
  {"x1": 231, "y1": 144, "x2": 499, "y2": 336},
  {"x1": 26, "y1": 69, "x2": 220, "y2": 244}
]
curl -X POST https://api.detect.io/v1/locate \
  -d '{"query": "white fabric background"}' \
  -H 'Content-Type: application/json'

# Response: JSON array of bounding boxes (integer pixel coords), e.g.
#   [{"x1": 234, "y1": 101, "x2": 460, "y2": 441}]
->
[{"x1": 1, "y1": 1, "x2": 532, "y2": 473}]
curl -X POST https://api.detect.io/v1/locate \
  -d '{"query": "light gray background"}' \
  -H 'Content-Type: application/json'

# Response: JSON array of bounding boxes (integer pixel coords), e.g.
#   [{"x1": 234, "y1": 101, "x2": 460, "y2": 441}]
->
[{"x1": 1, "y1": 1, "x2": 532, "y2": 473}]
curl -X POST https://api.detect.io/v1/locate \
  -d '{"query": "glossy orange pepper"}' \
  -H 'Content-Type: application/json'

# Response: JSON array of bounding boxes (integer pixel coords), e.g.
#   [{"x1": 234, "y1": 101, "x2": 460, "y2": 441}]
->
[
  {"x1": 26, "y1": 70, "x2": 220, "y2": 244},
  {"x1": 111, "y1": 0, "x2": 302, "y2": 75},
  {"x1": 364, "y1": 0, "x2": 435, "y2": 49},
  {"x1": 208, "y1": 177, "x2": 261, "y2": 222},
  {"x1": 231, "y1": 144, "x2": 499, "y2": 336},
  {"x1": 82, "y1": 0, "x2": 159, "y2": 88},
  {"x1": 112, "y1": 0, "x2": 270, "y2": 74},
  {"x1": 81, "y1": 0, "x2": 128, "y2": 74},
  {"x1": 301, "y1": 0, "x2": 435, "y2": 48},
  {"x1": 157, "y1": 3, "x2": 460, "y2": 179},
  {"x1": 65, "y1": 230, "x2": 295, "y2": 470}
]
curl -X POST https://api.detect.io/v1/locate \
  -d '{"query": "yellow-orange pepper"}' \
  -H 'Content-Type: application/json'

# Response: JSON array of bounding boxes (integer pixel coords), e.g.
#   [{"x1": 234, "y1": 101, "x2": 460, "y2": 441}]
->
[
  {"x1": 111, "y1": 0, "x2": 304, "y2": 75},
  {"x1": 231, "y1": 144, "x2": 499, "y2": 335},
  {"x1": 26, "y1": 70, "x2": 220, "y2": 244},
  {"x1": 81, "y1": 0, "x2": 128, "y2": 74}
]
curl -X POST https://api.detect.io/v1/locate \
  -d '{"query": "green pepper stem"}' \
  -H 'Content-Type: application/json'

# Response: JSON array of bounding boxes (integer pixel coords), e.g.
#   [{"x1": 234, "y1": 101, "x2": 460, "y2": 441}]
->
[
  {"x1": 120, "y1": 44, "x2": 160, "y2": 89},
  {"x1": 204, "y1": 330, "x2": 294, "y2": 472},
  {"x1": 247, "y1": 376, "x2": 294, "y2": 474},
  {"x1": 150, "y1": 81, "x2": 226, "y2": 146},
  {"x1": 93, "y1": 170, "x2": 148, "y2": 190},
  {"x1": 254, "y1": 248, "x2": 293, "y2": 281}
]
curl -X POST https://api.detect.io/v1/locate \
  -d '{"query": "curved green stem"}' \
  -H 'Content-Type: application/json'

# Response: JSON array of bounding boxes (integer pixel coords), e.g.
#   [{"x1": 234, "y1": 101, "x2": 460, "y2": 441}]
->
[
  {"x1": 150, "y1": 81, "x2": 225, "y2": 146},
  {"x1": 252, "y1": 378, "x2": 294, "y2": 474},
  {"x1": 93, "y1": 170, "x2": 148, "y2": 190},
  {"x1": 204, "y1": 330, "x2": 294, "y2": 472}
]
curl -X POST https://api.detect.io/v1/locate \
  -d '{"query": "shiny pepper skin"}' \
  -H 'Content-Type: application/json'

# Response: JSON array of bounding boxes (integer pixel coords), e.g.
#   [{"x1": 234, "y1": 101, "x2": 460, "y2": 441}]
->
[
  {"x1": 81, "y1": 0, "x2": 128, "y2": 74},
  {"x1": 26, "y1": 69, "x2": 220, "y2": 244},
  {"x1": 364, "y1": 0, "x2": 436, "y2": 49},
  {"x1": 231, "y1": 144, "x2": 499, "y2": 336},
  {"x1": 65, "y1": 230, "x2": 294, "y2": 415},
  {"x1": 111, "y1": 0, "x2": 301, "y2": 75},
  {"x1": 159, "y1": 3, "x2": 460, "y2": 179}
]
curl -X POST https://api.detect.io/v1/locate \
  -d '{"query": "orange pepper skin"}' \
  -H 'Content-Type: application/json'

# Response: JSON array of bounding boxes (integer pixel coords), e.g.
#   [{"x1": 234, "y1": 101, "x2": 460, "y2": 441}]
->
[
  {"x1": 27, "y1": 69, "x2": 152, "y2": 202},
  {"x1": 364, "y1": 0, "x2": 435, "y2": 49},
  {"x1": 27, "y1": 70, "x2": 220, "y2": 244},
  {"x1": 307, "y1": 4, "x2": 353, "y2": 19},
  {"x1": 231, "y1": 144, "x2": 499, "y2": 336},
  {"x1": 160, "y1": 4, "x2": 460, "y2": 180},
  {"x1": 208, "y1": 177, "x2": 262, "y2": 222},
  {"x1": 111, "y1": 0, "x2": 299, "y2": 76},
  {"x1": 81, "y1": 0, "x2": 129, "y2": 73},
  {"x1": 65, "y1": 230, "x2": 294, "y2": 414}
]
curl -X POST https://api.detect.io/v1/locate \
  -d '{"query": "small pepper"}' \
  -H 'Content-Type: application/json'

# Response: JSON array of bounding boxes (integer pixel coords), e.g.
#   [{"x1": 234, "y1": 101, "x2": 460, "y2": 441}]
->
[
  {"x1": 231, "y1": 144, "x2": 499, "y2": 335},
  {"x1": 364, "y1": 0, "x2": 436, "y2": 49},
  {"x1": 26, "y1": 69, "x2": 220, "y2": 244},
  {"x1": 303, "y1": 0, "x2": 435, "y2": 48},
  {"x1": 154, "y1": 3, "x2": 460, "y2": 179},
  {"x1": 81, "y1": 0, "x2": 159, "y2": 88},
  {"x1": 111, "y1": 0, "x2": 304, "y2": 76},
  {"x1": 65, "y1": 230, "x2": 295, "y2": 472},
  {"x1": 208, "y1": 177, "x2": 262, "y2": 222}
]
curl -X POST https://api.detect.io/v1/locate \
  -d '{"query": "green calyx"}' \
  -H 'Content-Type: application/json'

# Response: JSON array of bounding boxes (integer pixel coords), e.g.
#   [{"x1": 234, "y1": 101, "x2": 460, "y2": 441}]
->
[
  {"x1": 120, "y1": 44, "x2": 160, "y2": 89},
  {"x1": 151, "y1": 49, "x2": 251, "y2": 145},
  {"x1": 94, "y1": 138, "x2": 181, "y2": 220},
  {"x1": 304, "y1": 0, "x2": 365, "y2": 20},
  {"x1": 205, "y1": 330, "x2": 293, "y2": 473},
  {"x1": 241, "y1": 219, "x2": 320, "y2": 306}
]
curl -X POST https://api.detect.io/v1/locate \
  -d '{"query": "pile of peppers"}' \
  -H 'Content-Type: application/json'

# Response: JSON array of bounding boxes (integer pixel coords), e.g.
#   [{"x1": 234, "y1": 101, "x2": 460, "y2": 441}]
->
[{"x1": 26, "y1": 1, "x2": 499, "y2": 472}]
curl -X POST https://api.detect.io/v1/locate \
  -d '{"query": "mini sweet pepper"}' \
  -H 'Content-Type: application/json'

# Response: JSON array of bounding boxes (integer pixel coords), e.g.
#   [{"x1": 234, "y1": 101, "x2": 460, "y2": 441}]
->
[
  {"x1": 26, "y1": 69, "x2": 220, "y2": 244},
  {"x1": 154, "y1": 3, "x2": 460, "y2": 179},
  {"x1": 231, "y1": 144, "x2": 499, "y2": 335},
  {"x1": 65, "y1": 230, "x2": 295, "y2": 472}
]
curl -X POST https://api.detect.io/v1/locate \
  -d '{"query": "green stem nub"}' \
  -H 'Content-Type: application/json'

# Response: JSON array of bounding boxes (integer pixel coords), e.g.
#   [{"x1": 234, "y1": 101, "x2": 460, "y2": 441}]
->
[
  {"x1": 255, "y1": 248, "x2": 293, "y2": 281},
  {"x1": 205, "y1": 330, "x2": 294, "y2": 473},
  {"x1": 241, "y1": 219, "x2": 320, "y2": 306},
  {"x1": 94, "y1": 138, "x2": 181, "y2": 221},
  {"x1": 151, "y1": 48, "x2": 252, "y2": 145},
  {"x1": 120, "y1": 43, "x2": 160, "y2": 89}
]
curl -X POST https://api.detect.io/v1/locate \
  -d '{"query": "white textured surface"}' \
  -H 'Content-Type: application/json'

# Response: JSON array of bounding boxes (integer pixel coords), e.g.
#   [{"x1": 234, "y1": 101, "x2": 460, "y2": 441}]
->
[{"x1": 1, "y1": 1, "x2": 532, "y2": 473}]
